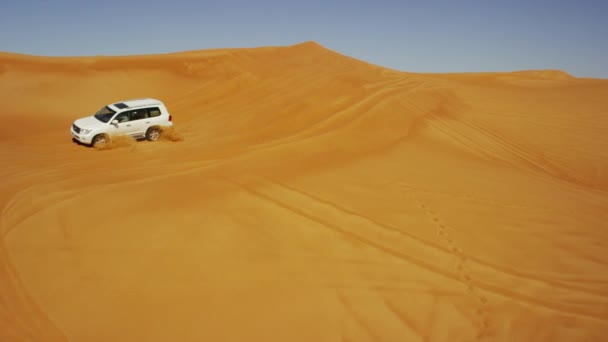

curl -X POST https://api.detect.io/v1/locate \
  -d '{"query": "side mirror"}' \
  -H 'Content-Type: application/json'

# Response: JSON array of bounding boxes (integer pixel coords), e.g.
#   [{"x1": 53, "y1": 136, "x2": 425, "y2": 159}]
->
[{"x1": 112, "y1": 119, "x2": 119, "y2": 125}]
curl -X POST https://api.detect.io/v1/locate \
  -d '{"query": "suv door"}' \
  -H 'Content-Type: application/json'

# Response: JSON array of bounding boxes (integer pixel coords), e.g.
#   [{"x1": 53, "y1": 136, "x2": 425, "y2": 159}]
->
[
  {"x1": 111, "y1": 111, "x2": 136, "y2": 137},
  {"x1": 127, "y1": 108, "x2": 150, "y2": 138}
]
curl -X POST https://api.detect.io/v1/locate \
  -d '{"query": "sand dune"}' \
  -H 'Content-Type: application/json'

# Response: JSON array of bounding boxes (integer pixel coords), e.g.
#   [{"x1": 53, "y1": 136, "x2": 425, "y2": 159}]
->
[{"x1": 1, "y1": 41, "x2": 608, "y2": 341}]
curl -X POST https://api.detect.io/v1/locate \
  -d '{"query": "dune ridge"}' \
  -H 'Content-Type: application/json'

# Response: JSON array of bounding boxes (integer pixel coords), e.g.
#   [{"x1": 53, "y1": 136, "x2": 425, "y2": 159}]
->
[{"x1": 1, "y1": 41, "x2": 608, "y2": 341}]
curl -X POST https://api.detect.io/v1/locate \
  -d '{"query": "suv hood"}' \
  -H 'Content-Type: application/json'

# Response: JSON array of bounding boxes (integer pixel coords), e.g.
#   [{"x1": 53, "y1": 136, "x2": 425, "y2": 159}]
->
[{"x1": 74, "y1": 116, "x2": 106, "y2": 129}]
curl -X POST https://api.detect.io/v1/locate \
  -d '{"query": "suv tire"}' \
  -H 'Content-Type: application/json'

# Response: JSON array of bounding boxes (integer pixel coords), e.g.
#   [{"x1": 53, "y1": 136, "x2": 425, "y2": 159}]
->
[
  {"x1": 92, "y1": 134, "x2": 108, "y2": 147},
  {"x1": 146, "y1": 127, "x2": 161, "y2": 141}
]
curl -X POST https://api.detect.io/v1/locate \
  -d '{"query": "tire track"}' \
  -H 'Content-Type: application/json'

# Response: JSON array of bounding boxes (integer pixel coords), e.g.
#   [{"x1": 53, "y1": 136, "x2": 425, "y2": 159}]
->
[
  {"x1": 0, "y1": 239, "x2": 67, "y2": 341},
  {"x1": 421, "y1": 294, "x2": 439, "y2": 342},
  {"x1": 340, "y1": 290, "x2": 426, "y2": 341},
  {"x1": 458, "y1": 117, "x2": 571, "y2": 180},
  {"x1": 380, "y1": 297, "x2": 424, "y2": 341},
  {"x1": 230, "y1": 76, "x2": 424, "y2": 154},
  {"x1": 393, "y1": 181, "x2": 608, "y2": 293},
  {"x1": 191, "y1": 58, "x2": 386, "y2": 119},
  {"x1": 2, "y1": 189, "x2": 88, "y2": 238},
  {"x1": 228, "y1": 176, "x2": 608, "y2": 323},
  {"x1": 1, "y1": 158, "x2": 222, "y2": 237},
  {"x1": 422, "y1": 112, "x2": 496, "y2": 161},
  {"x1": 269, "y1": 177, "x2": 608, "y2": 297},
  {"x1": 336, "y1": 292, "x2": 379, "y2": 341},
  {"x1": 425, "y1": 113, "x2": 576, "y2": 184},
  {"x1": 225, "y1": 178, "x2": 461, "y2": 280}
]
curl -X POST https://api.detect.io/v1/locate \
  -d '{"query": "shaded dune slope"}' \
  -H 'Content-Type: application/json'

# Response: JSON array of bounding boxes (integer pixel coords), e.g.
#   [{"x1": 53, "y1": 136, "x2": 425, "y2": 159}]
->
[{"x1": 1, "y1": 41, "x2": 608, "y2": 341}]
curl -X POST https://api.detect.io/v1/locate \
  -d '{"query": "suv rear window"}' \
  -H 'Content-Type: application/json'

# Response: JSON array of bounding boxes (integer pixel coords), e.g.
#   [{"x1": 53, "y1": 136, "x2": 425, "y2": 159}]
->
[{"x1": 148, "y1": 107, "x2": 161, "y2": 117}]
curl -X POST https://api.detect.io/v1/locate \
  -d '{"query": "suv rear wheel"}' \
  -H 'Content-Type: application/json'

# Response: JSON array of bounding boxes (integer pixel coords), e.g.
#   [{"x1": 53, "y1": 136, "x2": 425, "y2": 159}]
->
[{"x1": 146, "y1": 127, "x2": 161, "y2": 141}]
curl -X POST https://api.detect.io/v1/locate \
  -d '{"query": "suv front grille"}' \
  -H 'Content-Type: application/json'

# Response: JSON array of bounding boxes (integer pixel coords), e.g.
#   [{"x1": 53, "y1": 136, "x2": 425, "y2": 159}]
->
[{"x1": 73, "y1": 124, "x2": 81, "y2": 134}]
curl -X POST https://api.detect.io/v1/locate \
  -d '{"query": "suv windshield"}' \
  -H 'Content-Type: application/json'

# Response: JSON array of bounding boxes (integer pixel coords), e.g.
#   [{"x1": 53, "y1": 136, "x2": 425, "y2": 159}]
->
[{"x1": 94, "y1": 106, "x2": 116, "y2": 123}]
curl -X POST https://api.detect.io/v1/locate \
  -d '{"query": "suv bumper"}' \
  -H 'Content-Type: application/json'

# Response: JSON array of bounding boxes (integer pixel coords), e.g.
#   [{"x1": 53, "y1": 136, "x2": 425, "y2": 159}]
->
[{"x1": 71, "y1": 126, "x2": 94, "y2": 145}]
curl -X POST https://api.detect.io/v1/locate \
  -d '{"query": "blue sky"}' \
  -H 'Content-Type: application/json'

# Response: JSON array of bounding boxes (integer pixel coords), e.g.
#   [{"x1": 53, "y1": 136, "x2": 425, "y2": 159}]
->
[{"x1": 1, "y1": 0, "x2": 607, "y2": 78}]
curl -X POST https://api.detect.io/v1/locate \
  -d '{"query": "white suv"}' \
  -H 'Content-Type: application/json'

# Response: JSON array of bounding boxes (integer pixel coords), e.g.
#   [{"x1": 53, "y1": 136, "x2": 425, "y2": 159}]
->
[{"x1": 71, "y1": 98, "x2": 174, "y2": 147}]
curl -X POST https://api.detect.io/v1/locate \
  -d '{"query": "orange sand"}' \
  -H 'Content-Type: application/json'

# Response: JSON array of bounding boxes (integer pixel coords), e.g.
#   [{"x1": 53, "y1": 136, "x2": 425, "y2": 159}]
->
[{"x1": 1, "y1": 42, "x2": 607, "y2": 341}]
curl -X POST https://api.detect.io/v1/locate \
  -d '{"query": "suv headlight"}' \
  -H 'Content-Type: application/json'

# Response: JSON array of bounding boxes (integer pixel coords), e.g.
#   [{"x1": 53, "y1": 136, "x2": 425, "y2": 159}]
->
[{"x1": 80, "y1": 128, "x2": 92, "y2": 135}]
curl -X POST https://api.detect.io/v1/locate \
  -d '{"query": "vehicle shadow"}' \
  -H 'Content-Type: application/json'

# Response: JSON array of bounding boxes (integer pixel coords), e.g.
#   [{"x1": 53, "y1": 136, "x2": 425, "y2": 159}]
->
[
  {"x1": 72, "y1": 137, "x2": 89, "y2": 147},
  {"x1": 72, "y1": 137, "x2": 146, "y2": 149}
]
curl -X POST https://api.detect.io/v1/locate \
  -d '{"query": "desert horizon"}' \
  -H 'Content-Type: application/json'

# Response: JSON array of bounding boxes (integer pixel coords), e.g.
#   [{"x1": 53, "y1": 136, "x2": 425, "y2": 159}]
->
[
  {"x1": 3, "y1": 41, "x2": 606, "y2": 81},
  {"x1": 1, "y1": 40, "x2": 608, "y2": 341}
]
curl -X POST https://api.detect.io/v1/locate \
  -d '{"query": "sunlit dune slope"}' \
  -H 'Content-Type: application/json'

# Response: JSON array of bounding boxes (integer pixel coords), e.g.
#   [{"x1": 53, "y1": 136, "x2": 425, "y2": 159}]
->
[{"x1": 1, "y1": 41, "x2": 608, "y2": 341}]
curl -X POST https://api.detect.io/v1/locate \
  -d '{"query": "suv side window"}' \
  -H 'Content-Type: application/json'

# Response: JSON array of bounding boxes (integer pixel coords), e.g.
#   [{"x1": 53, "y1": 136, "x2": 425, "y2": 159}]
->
[
  {"x1": 114, "y1": 111, "x2": 130, "y2": 123},
  {"x1": 130, "y1": 109, "x2": 148, "y2": 121},
  {"x1": 148, "y1": 107, "x2": 161, "y2": 117}
]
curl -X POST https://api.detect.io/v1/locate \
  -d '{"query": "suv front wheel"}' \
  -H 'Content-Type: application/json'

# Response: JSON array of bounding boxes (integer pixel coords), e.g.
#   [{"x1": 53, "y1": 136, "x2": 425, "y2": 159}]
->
[{"x1": 92, "y1": 134, "x2": 108, "y2": 147}]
